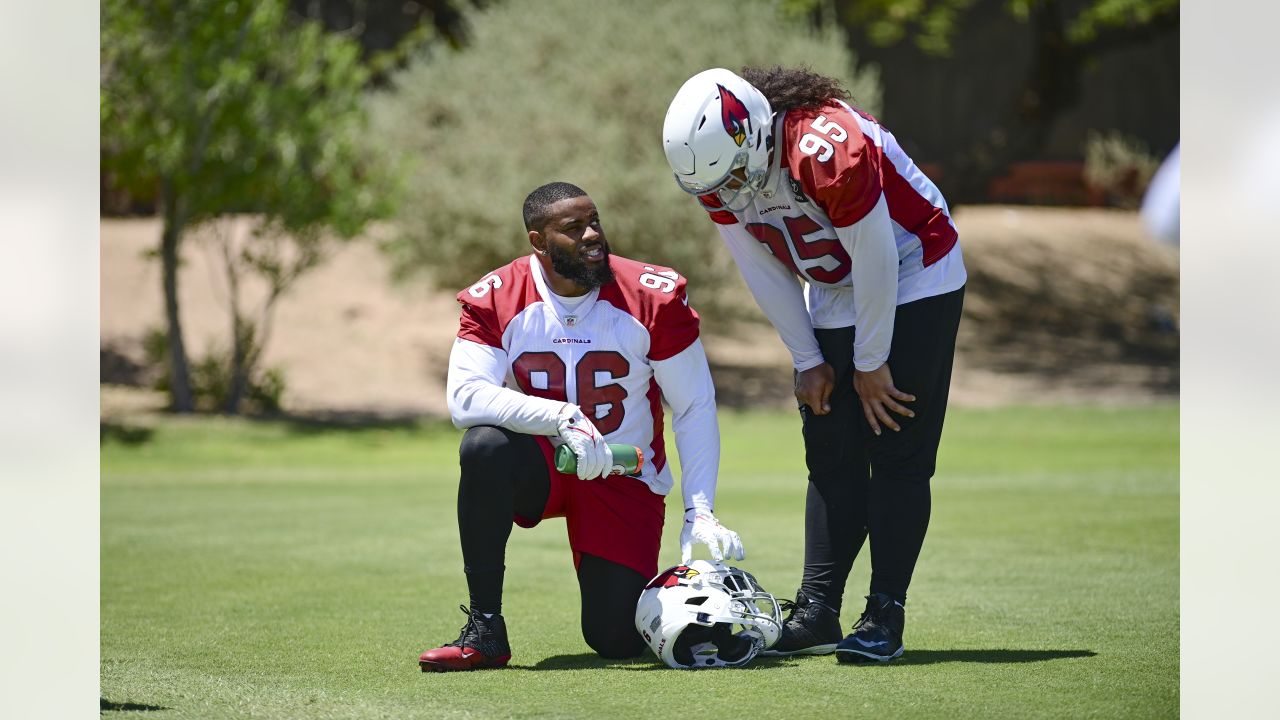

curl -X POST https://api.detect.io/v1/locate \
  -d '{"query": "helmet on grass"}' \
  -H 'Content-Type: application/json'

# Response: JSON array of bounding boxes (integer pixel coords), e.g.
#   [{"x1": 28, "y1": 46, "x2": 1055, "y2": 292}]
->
[{"x1": 634, "y1": 560, "x2": 782, "y2": 669}]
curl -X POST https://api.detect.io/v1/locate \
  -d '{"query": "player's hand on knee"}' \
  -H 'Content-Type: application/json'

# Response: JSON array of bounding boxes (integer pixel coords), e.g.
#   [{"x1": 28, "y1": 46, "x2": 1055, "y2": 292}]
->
[
  {"x1": 795, "y1": 362, "x2": 836, "y2": 415},
  {"x1": 680, "y1": 509, "x2": 746, "y2": 564},
  {"x1": 556, "y1": 404, "x2": 613, "y2": 480},
  {"x1": 853, "y1": 363, "x2": 915, "y2": 436}
]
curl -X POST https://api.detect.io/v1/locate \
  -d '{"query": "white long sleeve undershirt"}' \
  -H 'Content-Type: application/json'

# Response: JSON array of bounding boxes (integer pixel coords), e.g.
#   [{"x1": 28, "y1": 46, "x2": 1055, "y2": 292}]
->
[
  {"x1": 840, "y1": 196, "x2": 898, "y2": 371},
  {"x1": 651, "y1": 339, "x2": 719, "y2": 512},
  {"x1": 446, "y1": 338, "x2": 565, "y2": 435}
]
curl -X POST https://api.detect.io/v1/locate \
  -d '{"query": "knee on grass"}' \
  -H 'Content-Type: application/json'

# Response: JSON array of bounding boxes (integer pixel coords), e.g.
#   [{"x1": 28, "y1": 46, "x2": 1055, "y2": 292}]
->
[{"x1": 584, "y1": 626, "x2": 646, "y2": 660}]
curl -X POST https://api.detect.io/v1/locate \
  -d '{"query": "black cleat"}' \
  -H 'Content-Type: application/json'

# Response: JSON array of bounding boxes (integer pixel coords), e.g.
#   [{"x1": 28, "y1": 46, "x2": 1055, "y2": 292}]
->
[
  {"x1": 836, "y1": 593, "x2": 905, "y2": 663},
  {"x1": 762, "y1": 590, "x2": 842, "y2": 656},
  {"x1": 419, "y1": 605, "x2": 512, "y2": 672}
]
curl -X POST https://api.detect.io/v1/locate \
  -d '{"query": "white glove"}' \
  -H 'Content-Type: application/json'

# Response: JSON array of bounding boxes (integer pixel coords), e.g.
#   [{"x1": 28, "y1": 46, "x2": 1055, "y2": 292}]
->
[
  {"x1": 556, "y1": 404, "x2": 613, "y2": 480},
  {"x1": 680, "y1": 508, "x2": 745, "y2": 564}
]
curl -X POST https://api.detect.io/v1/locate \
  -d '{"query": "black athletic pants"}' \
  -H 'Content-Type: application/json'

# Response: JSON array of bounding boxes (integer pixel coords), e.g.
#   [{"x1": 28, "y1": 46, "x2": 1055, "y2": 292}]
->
[
  {"x1": 798, "y1": 286, "x2": 964, "y2": 612},
  {"x1": 455, "y1": 425, "x2": 647, "y2": 659}
]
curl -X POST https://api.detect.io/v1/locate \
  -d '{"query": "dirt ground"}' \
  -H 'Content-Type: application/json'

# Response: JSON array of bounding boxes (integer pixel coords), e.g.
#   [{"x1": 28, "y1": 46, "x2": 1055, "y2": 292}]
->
[{"x1": 100, "y1": 205, "x2": 1178, "y2": 419}]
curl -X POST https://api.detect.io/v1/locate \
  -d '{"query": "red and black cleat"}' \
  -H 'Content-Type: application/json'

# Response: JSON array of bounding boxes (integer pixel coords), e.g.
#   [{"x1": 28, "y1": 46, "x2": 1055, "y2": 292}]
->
[{"x1": 419, "y1": 605, "x2": 512, "y2": 672}]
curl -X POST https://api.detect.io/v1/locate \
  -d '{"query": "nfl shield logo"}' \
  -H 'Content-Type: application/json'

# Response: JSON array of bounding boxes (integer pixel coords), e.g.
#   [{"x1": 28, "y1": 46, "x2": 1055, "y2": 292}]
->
[{"x1": 564, "y1": 315, "x2": 578, "y2": 327}]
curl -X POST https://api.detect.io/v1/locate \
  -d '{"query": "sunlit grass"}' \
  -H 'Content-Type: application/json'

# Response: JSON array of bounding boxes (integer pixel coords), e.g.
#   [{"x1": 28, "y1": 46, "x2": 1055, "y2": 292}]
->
[{"x1": 102, "y1": 404, "x2": 1178, "y2": 718}]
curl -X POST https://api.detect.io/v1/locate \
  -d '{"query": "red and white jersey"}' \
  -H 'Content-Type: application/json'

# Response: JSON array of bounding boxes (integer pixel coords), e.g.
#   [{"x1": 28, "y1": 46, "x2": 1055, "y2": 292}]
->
[
  {"x1": 698, "y1": 100, "x2": 966, "y2": 372},
  {"x1": 446, "y1": 253, "x2": 720, "y2": 510}
]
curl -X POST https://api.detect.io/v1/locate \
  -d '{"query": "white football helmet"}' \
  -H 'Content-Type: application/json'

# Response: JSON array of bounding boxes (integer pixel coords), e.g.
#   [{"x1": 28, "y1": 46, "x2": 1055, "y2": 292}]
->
[
  {"x1": 634, "y1": 560, "x2": 783, "y2": 669},
  {"x1": 662, "y1": 68, "x2": 774, "y2": 213}
]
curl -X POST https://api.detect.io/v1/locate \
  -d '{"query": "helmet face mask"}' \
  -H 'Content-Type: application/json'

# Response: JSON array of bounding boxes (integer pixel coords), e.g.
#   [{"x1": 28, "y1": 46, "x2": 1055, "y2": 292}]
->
[
  {"x1": 663, "y1": 69, "x2": 774, "y2": 214},
  {"x1": 671, "y1": 151, "x2": 770, "y2": 214},
  {"x1": 634, "y1": 560, "x2": 783, "y2": 669}
]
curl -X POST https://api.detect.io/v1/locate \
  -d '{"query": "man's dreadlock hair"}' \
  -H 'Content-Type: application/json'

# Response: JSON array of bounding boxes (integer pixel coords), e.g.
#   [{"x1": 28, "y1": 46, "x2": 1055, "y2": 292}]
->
[{"x1": 740, "y1": 66, "x2": 852, "y2": 113}]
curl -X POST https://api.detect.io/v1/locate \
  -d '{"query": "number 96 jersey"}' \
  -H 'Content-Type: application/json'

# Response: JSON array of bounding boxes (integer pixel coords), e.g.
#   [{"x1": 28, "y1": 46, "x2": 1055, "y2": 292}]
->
[{"x1": 451, "y1": 253, "x2": 703, "y2": 497}]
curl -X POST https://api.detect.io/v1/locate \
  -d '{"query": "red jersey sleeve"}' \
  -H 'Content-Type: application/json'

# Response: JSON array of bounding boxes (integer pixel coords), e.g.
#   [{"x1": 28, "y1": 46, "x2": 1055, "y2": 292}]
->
[
  {"x1": 454, "y1": 259, "x2": 537, "y2": 349},
  {"x1": 599, "y1": 256, "x2": 701, "y2": 362},
  {"x1": 784, "y1": 104, "x2": 882, "y2": 228},
  {"x1": 456, "y1": 297, "x2": 501, "y2": 348},
  {"x1": 648, "y1": 274, "x2": 700, "y2": 361}
]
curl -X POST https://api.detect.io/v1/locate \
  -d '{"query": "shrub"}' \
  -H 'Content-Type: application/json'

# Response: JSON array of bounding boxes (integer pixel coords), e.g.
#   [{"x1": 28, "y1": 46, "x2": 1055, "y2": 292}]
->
[
  {"x1": 1083, "y1": 130, "x2": 1161, "y2": 209},
  {"x1": 143, "y1": 327, "x2": 286, "y2": 414},
  {"x1": 368, "y1": 0, "x2": 880, "y2": 314}
]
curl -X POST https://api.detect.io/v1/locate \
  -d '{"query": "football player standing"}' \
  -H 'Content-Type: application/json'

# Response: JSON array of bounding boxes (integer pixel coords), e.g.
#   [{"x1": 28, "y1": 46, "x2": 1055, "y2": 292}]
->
[
  {"x1": 661, "y1": 67, "x2": 967, "y2": 663},
  {"x1": 418, "y1": 182, "x2": 744, "y2": 671}
]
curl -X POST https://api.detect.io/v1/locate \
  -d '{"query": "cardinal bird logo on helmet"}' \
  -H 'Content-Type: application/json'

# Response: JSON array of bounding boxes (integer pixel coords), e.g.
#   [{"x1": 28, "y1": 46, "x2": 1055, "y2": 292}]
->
[
  {"x1": 718, "y1": 84, "x2": 750, "y2": 147},
  {"x1": 647, "y1": 565, "x2": 701, "y2": 589}
]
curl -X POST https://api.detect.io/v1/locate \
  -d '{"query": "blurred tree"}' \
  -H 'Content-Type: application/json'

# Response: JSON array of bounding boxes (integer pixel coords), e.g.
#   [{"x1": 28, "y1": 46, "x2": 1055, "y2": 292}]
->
[
  {"x1": 368, "y1": 0, "x2": 880, "y2": 317},
  {"x1": 286, "y1": 0, "x2": 485, "y2": 82},
  {"x1": 783, "y1": 0, "x2": 1179, "y2": 201},
  {"x1": 100, "y1": 1, "x2": 481, "y2": 216},
  {"x1": 102, "y1": 0, "x2": 394, "y2": 413}
]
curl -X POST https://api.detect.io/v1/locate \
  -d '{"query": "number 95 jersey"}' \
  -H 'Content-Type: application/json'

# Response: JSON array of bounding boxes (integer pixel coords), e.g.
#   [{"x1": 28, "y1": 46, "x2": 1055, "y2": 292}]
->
[{"x1": 450, "y1": 253, "x2": 705, "y2": 498}]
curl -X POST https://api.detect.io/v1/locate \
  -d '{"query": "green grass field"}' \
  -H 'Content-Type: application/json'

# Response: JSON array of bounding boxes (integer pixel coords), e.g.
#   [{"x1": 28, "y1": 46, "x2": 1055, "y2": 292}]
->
[{"x1": 101, "y1": 405, "x2": 1178, "y2": 718}]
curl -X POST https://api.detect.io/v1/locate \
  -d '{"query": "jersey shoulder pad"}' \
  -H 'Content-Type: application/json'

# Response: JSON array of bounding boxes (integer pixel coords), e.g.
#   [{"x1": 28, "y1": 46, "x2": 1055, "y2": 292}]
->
[
  {"x1": 454, "y1": 257, "x2": 539, "y2": 348},
  {"x1": 600, "y1": 255, "x2": 700, "y2": 361},
  {"x1": 781, "y1": 103, "x2": 882, "y2": 227}
]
